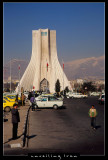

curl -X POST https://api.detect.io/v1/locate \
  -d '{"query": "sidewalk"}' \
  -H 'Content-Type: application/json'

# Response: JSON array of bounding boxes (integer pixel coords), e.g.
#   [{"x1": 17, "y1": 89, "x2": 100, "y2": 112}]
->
[{"x1": 3, "y1": 101, "x2": 30, "y2": 149}]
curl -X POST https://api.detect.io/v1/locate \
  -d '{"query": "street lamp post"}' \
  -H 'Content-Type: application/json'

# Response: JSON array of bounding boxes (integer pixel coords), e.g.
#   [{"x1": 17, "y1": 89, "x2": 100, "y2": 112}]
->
[
  {"x1": 62, "y1": 59, "x2": 64, "y2": 95},
  {"x1": 46, "y1": 62, "x2": 49, "y2": 93},
  {"x1": 10, "y1": 59, "x2": 11, "y2": 93},
  {"x1": 18, "y1": 64, "x2": 20, "y2": 94}
]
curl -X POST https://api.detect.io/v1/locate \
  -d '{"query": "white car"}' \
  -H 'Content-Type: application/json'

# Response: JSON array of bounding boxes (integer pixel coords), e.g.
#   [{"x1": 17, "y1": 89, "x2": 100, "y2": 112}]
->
[
  {"x1": 35, "y1": 94, "x2": 53, "y2": 101},
  {"x1": 66, "y1": 92, "x2": 88, "y2": 98},
  {"x1": 24, "y1": 91, "x2": 29, "y2": 99},
  {"x1": 98, "y1": 94, "x2": 105, "y2": 104},
  {"x1": 35, "y1": 93, "x2": 60, "y2": 100},
  {"x1": 35, "y1": 96, "x2": 63, "y2": 109},
  {"x1": 90, "y1": 92, "x2": 101, "y2": 96}
]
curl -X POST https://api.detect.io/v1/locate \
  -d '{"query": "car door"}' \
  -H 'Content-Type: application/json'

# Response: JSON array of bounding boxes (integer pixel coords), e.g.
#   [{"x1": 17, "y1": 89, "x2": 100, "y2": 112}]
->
[
  {"x1": 48, "y1": 97, "x2": 60, "y2": 107},
  {"x1": 47, "y1": 97, "x2": 54, "y2": 107},
  {"x1": 38, "y1": 97, "x2": 47, "y2": 107}
]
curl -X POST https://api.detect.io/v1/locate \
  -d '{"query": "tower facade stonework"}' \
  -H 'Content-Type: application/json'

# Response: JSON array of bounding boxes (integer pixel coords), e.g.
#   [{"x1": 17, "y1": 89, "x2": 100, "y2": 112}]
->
[{"x1": 16, "y1": 29, "x2": 71, "y2": 93}]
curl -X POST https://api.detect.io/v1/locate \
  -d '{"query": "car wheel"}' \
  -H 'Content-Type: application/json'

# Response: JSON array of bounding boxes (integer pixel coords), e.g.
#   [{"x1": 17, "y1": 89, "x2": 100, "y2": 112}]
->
[
  {"x1": 53, "y1": 105, "x2": 58, "y2": 109},
  {"x1": 71, "y1": 96, "x2": 74, "y2": 98},
  {"x1": 4, "y1": 106, "x2": 11, "y2": 112}
]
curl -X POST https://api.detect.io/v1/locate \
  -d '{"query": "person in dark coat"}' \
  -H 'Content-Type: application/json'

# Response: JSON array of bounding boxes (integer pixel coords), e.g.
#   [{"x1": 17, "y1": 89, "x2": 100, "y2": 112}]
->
[
  {"x1": 11, "y1": 103, "x2": 20, "y2": 140},
  {"x1": 15, "y1": 94, "x2": 18, "y2": 103}
]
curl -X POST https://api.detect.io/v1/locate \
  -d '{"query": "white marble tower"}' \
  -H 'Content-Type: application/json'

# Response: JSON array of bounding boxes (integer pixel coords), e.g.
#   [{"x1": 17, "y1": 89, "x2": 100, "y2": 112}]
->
[{"x1": 16, "y1": 29, "x2": 71, "y2": 93}]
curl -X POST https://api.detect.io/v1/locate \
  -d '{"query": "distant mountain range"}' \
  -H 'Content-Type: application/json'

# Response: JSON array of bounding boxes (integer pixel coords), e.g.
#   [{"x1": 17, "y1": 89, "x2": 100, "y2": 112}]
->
[
  {"x1": 64, "y1": 55, "x2": 105, "y2": 80},
  {"x1": 3, "y1": 59, "x2": 29, "y2": 81},
  {"x1": 3, "y1": 55, "x2": 105, "y2": 81}
]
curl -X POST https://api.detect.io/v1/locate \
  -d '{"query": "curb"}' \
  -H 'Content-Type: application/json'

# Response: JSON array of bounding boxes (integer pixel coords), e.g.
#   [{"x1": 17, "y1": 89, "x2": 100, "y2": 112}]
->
[{"x1": 22, "y1": 105, "x2": 31, "y2": 147}]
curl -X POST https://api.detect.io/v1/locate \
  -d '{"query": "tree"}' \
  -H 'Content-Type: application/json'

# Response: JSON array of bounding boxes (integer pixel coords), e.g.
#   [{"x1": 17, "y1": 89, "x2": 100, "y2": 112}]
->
[
  {"x1": 81, "y1": 81, "x2": 96, "y2": 94},
  {"x1": 60, "y1": 86, "x2": 69, "y2": 96},
  {"x1": 97, "y1": 84, "x2": 105, "y2": 92},
  {"x1": 55, "y1": 79, "x2": 61, "y2": 93},
  {"x1": 65, "y1": 86, "x2": 69, "y2": 93}
]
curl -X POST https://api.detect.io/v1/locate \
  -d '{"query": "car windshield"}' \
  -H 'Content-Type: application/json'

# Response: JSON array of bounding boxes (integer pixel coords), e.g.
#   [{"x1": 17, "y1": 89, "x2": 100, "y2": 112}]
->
[
  {"x1": 7, "y1": 96, "x2": 15, "y2": 99},
  {"x1": 3, "y1": 98, "x2": 10, "y2": 101},
  {"x1": 4, "y1": 97, "x2": 8, "y2": 100}
]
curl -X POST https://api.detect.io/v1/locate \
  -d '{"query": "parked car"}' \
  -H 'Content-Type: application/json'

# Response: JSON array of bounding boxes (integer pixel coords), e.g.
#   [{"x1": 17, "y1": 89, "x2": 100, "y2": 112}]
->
[
  {"x1": 90, "y1": 92, "x2": 101, "y2": 96},
  {"x1": 3, "y1": 96, "x2": 16, "y2": 102},
  {"x1": 3, "y1": 99, "x2": 18, "y2": 112},
  {"x1": 6, "y1": 94, "x2": 21, "y2": 101},
  {"x1": 35, "y1": 93, "x2": 55, "y2": 101},
  {"x1": 98, "y1": 94, "x2": 105, "y2": 104},
  {"x1": 35, "y1": 96, "x2": 63, "y2": 109},
  {"x1": 66, "y1": 92, "x2": 88, "y2": 98},
  {"x1": 24, "y1": 91, "x2": 29, "y2": 99},
  {"x1": 5, "y1": 95, "x2": 16, "y2": 101},
  {"x1": 35, "y1": 93, "x2": 63, "y2": 101}
]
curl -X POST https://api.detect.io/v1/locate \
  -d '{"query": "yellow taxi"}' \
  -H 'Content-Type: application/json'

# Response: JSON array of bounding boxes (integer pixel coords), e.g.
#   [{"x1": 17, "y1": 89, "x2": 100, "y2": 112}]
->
[
  {"x1": 6, "y1": 94, "x2": 21, "y2": 101},
  {"x1": 6, "y1": 95, "x2": 16, "y2": 101},
  {"x1": 3, "y1": 96, "x2": 16, "y2": 102},
  {"x1": 3, "y1": 99, "x2": 17, "y2": 112}
]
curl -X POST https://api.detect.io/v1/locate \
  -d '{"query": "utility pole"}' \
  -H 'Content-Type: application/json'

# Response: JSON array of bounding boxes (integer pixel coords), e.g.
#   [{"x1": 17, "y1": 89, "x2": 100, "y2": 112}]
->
[
  {"x1": 55, "y1": 58, "x2": 56, "y2": 92},
  {"x1": 46, "y1": 60, "x2": 49, "y2": 93},
  {"x1": 10, "y1": 59, "x2": 11, "y2": 93},
  {"x1": 18, "y1": 64, "x2": 20, "y2": 94},
  {"x1": 46, "y1": 60, "x2": 47, "y2": 93},
  {"x1": 62, "y1": 59, "x2": 64, "y2": 95}
]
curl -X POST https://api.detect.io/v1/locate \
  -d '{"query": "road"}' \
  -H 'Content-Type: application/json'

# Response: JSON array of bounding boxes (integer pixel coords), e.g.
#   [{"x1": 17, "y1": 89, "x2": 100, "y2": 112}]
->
[
  {"x1": 27, "y1": 96, "x2": 104, "y2": 155},
  {"x1": 3, "y1": 96, "x2": 105, "y2": 156}
]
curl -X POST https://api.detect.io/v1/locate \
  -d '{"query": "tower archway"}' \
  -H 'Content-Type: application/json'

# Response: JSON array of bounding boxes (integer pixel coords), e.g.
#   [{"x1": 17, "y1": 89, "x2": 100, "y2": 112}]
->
[{"x1": 40, "y1": 78, "x2": 49, "y2": 92}]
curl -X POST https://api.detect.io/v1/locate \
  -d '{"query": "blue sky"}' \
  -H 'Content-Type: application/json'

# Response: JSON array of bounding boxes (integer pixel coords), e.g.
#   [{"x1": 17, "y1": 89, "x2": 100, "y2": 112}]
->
[{"x1": 3, "y1": 2, "x2": 105, "y2": 64}]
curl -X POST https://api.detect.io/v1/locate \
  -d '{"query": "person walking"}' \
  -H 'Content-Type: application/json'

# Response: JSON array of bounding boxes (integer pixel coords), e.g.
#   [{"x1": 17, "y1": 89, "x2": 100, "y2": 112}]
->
[
  {"x1": 28, "y1": 92, "x2": 32, "y2": 106},
  {"x1": 11, "y1": 103, "x2": 20, "y2": 140},
  {"x1": 30, "y1": 95, "x2": 36, "y2": 111},
  {"x1": 88, "y1": 105, "x2": 97, "y2": 130},
  {"x1": 21, "y1": 94, "x2": 26, "y2": 106},
  {"x1": 15, "y1": 94, "x2": 18, "y2": 103}
]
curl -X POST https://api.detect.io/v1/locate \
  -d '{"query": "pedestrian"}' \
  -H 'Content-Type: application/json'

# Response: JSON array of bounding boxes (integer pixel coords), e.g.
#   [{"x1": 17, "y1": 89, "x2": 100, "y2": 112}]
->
[
  {"x1": 28, "y1": 92, "x2": 32, "y2": 106},
  {"x1": 28, "y1": 92, "x2": 32, "y2": 100},
  {"x1": 11, "y1": 103, "x2": 20, "y2": 140},
  {"x1": 21, "y1": 94, "x2": 26, "y2": 106},
  {"x1": 88, "y1": 105, "x2": 97, "y2": 130},
  {"x1": 32, "y1": 90, "x2": 35, "y2": 96},
  {"x1": 30, "y1": 95, "x2": 36, "y2": 111},
  {"x1": 15, "y1": 94, "x2": 18, "y2": 103}
]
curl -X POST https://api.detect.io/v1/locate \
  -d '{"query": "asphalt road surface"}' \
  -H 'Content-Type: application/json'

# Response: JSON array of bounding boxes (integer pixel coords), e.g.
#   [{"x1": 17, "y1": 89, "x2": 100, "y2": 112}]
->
[
  {"x1": 27, "y1": 96, "x2": 104, "y2": 156},
  {"x1": 3, "y1": 96, "x2": 105, "y2": 156}
]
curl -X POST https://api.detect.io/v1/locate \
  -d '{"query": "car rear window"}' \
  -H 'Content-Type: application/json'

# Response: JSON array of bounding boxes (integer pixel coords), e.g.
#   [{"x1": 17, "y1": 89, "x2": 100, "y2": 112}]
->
[
  {"x1": 48, "y1": 97, "x2": 57, "y2": 101},
  {"x1": 42, "y1": 98, "x2": 47, "y2": 101}
]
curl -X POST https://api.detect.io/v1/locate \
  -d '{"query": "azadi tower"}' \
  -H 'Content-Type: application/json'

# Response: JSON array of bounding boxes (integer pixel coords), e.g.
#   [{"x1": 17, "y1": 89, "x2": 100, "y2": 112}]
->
[{"x1": 16, "y1": 29, "x2": 71, "y2": 93}]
